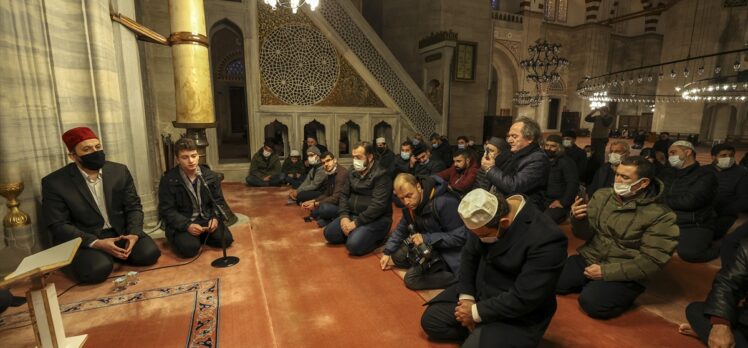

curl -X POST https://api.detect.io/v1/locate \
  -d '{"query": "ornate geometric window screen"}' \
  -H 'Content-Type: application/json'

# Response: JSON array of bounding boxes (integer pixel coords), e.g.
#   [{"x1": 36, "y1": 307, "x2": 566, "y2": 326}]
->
[
  {"x1": 260, "y1": 24, "x2": 340, "y2": 105},
  {"x1": 224, "y1": 59, "x2": 245, "y2": 81}
]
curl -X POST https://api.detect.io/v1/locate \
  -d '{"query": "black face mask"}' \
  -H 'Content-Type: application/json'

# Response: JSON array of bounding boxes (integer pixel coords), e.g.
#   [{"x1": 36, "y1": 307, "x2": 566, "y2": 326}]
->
[
  {"x1": 546, "y1": 150, "x2": 557, "y2": 158},
  {"x1": 78, "y1": 150, "x2": 106, "y2": 170}
]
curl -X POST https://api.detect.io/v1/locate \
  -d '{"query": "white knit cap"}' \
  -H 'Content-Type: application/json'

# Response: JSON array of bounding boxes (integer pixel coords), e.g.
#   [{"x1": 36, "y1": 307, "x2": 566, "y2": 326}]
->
[
  {"x1": 289, "y1": 150, "x2": 300, "y2": 157},
  {"x1": 671, "y1": 140, "x2": 694, "y2": 151},
  {"x1": 458, "y1": 189, "x2": 498, "y2": 230},
  {"x1": 376, "y1": 137, "x2": 386, "y2": 144}
]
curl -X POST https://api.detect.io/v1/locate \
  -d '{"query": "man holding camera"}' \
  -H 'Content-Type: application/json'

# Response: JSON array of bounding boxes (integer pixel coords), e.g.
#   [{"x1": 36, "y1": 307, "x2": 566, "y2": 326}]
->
[
  {"x1": 420, "y1": 188, "x2": 568, "y2": 347},
  {"x1": 380, "y1": 174, "x2": 468, "y2": 290}
]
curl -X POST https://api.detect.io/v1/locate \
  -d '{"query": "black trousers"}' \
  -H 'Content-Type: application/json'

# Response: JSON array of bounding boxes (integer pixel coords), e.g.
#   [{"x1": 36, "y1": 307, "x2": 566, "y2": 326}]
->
[
  {"x1": 421, "y1": 284, "x2": 552, "y2": 347},
  {"x1": 590, "y1": 138, "x2": 608, "y2": 167},
  {"x1": 686, "y1": 301, "x2": 748, "y2": 347},
  {"x1": 168, "y1": 220, "x2": 234, "y2": 258},
  {"x1": 721, "y1": 222, "x2": 748, "y2": 268},
  {"x1": 556, "y1": 254, "x2": 645, "y2": 319},
  {"x1": 67, "y1": 229, "x2": 161, "y2": 284},
  {"x1": 390, "y1": 244, "x2": 456, "y2": 290},
  {"x1": 544, "y1": 207, "x2": 569, "y2": 224},
  {"x1": 296, "y1": 189, "x2": 323, "y2": 204},
  {"x1": 678, "y1": 225, "x2": 719, "y2": 263}
]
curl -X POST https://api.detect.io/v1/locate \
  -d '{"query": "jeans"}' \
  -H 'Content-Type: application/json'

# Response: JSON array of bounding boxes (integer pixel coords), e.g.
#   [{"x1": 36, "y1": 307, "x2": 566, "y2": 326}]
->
[
  {"x1": 311, "y1": 203, "x2": 339, "y2": 227},
  {"x1": 323, "y1": 215, "x2": 391, "y2": 256},
  {"x1": 246, "y1": 174, "x2": 283, "y2": 187}
]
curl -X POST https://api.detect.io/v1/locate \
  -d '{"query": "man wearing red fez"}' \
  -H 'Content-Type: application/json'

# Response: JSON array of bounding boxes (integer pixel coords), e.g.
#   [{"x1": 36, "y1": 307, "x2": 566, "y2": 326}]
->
[{"x1": 41, "y1": 127, "x2": 161, "y2": 284}]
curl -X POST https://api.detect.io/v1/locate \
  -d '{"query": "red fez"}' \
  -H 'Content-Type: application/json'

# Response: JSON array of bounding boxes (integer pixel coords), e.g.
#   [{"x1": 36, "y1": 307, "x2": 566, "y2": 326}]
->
[{"x1": 62, "y1": 127, "x2": 98, "y2": 152}]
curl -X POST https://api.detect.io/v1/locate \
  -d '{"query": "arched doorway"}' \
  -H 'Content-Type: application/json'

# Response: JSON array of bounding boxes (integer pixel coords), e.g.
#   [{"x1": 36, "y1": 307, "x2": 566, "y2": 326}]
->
[{"x1": 210, "y1": 20, "x2": 248, "y2": 162}]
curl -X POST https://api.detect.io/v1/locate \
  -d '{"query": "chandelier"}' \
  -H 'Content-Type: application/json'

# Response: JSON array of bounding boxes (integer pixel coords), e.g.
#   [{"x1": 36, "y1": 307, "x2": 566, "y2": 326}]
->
[
  {"x1": 680, "y1": 78, "x2": 748, "y2": 102},
  {"x1": 520, "y1": 39, "x2": 569, "y2": 84},
  {"x1": 512, "y1": 90, "x2": 543, "y2": 107},
  {"x1": 263, "y1": 0, "x2": 319, "y2": 13}
]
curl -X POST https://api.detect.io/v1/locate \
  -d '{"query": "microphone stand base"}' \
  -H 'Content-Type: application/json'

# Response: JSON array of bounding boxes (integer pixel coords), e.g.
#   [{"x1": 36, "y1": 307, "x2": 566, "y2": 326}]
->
[{"x1": 211, "y1": 256, "x2": 240, "y2": 268}]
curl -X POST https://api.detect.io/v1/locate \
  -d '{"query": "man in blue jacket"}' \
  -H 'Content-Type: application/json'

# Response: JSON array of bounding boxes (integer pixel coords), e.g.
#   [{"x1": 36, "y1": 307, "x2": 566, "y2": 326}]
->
[
  {"x1": 380, "y1": 174, "x2": 468, "y2": 290},
  {"x1": 421, "y1": 189, "x2": 568, "y2": 347}
]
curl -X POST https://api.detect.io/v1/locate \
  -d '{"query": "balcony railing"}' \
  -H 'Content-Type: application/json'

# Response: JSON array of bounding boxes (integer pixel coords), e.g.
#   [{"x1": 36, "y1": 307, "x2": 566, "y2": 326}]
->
[{"x1": 491, "y1": 10, "x2": 523, "y2": 24}]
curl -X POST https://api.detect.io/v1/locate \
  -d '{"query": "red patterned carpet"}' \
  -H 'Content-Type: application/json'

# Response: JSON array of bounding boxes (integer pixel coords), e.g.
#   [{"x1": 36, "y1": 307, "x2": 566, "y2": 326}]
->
[{"x1": 0, "y1": 178, "x2": 730, "y2": 347}]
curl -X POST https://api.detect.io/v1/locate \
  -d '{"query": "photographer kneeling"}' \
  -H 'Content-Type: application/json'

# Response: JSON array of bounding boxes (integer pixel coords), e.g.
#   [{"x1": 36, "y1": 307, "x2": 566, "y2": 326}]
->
[{"x1": 380, "y1": 173, "x2": 468, "y2": 290}]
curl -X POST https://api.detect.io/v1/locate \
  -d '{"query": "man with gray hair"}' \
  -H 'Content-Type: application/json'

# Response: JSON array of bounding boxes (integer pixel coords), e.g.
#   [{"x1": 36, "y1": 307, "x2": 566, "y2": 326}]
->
[
  {"x1": 476, "y1": 117, "x2": 550, "y2": 209},
  {"x1": 658, "y1": 140, "x2": 719, "y2": 263},
  {"x1": 587, "y1": 140, "x2": 630, "y2": 196}
]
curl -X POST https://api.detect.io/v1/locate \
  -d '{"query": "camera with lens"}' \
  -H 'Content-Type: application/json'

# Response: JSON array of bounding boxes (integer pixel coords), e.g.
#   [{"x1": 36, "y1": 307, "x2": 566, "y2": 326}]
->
[{"x1": 404, "y1": 224, "x2": 435, "y2": 268}]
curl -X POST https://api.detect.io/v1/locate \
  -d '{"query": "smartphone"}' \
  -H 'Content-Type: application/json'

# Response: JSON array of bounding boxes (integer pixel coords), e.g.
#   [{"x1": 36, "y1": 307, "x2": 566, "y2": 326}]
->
[{"x1": 578, "y1": 185, "x2": 588, "y2": 203}]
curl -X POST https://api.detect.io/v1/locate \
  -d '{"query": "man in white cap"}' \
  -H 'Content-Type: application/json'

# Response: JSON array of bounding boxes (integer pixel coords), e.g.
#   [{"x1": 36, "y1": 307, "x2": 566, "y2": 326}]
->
[
  {"x1": 658, "y1": 140, "x2": 719, "y2": 263},
  {"x1": 281, "y1": 149, "x2": 305, "y2": 188},
  {"x1": 420, "y1": 189, "x2": 567, "y2": 347},
  {"x1": 374, "y1": 137, "x2": 395, "y2": 176}
]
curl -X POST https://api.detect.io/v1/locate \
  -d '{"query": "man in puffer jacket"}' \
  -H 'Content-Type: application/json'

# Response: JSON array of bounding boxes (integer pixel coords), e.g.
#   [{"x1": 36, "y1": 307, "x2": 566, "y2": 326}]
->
[
  {"x1": 323, "y1": 142, "x2": 393, "y2": 256},
  {"x1": 380, "y1": 174, "x2": 468, "y2": 290},
  {"x1": 476, "y1": 117, "x2": 549, "y2": 210},
  {"x1": 658, "y1": 140, "x2": 719, "y2": 263},
  {"x1": 556, "y1": 156, "x2": 679, "y2": 319}
]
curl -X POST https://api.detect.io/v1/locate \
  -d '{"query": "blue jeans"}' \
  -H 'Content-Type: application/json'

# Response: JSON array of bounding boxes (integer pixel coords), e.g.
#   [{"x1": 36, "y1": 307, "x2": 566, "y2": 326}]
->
[
  {"x1": 323, "y1": 215, "x2": 391, "y2": 256},
  {"x1": 312, "y1": 203, "x2": 339, "y2": 226},
  {"x1": 246, "y1": 174, "x2": 283, "y2": 187},
  {"x1": 281, "y1": 173, "x2": 304, "y2": 188}
]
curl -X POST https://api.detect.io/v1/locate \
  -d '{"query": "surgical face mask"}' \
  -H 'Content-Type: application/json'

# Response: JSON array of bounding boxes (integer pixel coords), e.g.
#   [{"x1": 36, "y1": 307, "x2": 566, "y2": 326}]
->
[
  {"x1": 420, "y1": 158, "x2": 430, "y2": 165},
  {"x1": 717, "y1": 157, "x2": 735, "y2": 169},
  {"x1": 546, "y1": 150, "x2": 557, "y2": 158},
  {"x1": 608, "y1": 153, "x2": 622, "y2": 165},
  {"x1": 412, "y1": 139, "x2": 420, "y2": 146},
  {"x1": 432, "y1": 143, "x2": 438, "y2": 149},
  {"x1": 614, "y1": 178, "x2": 644, "y2": 198},
  {"x1": 263, "y1": 150, "x2": 272, "y2": 157},
  {"x1": 353, "y1": 158, "x2": 367, "y2": 172},
  {"x1": 586, "y1": 152, "x2": 592, "y2": 158},
  {"x1": 400, "y1": 152, "x2": 411, "y2": 160},
  {"x1": 78, "y1": 150, "x2": 106, "y2": 171},
  {"x1": 479, "y1": 228, "x2": 501, "y2": 244},
  {"x1": 457, "y1": 144, "x2": 466, "y2": 150},
  {"x1": 669, "y1": 155, "x2": 684, "y2": 169},
  {"x1": 308, "y1": 155, "x2": 318, "y2": 165},
  {"x1": 468, "y1": 141, "x2": 475, "y2": 146},
  {"x1": 562, "y1": 139, "x2": 572, "y2": 148}
]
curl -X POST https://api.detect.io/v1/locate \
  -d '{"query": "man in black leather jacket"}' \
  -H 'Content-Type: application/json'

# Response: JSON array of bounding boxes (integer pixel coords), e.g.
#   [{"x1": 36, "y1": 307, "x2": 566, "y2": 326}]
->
[
  {"x1": 658, "y1": 140, "x2": 718, "y2": 263},
  {"x1": 682, "y1": 238, "x2": 748, "y2": 347},
  {"x1": 475, "y1": 117, "x2": 549, "y2": 210},
  {"x1": 159, "y1": 138, "x2": 234, "y2": 258}
]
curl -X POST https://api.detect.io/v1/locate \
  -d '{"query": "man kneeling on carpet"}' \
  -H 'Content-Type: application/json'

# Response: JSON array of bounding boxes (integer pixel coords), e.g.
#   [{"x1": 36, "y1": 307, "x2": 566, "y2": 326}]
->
[
  {"x1": 556, "y1": 156, "x2": 679, "y2": 319},
  {"x1": 42, "y1": 127, "x2": 161, "y2": 284},
  {"x1": 421, "y1": 189, "x2": 567, "y2": 347},
  {"x1": 380, "y1": 173, "x2": 467, "y2": 290},
  {"x1": 159, "y1": 138, "x2": 234, "y2": 258},
  {"x1": 300, "y1": 152, "x2": 348, "y2": 227},
  {"x1": 323, "y1": 142, "x2": 392, "y2": 256}
]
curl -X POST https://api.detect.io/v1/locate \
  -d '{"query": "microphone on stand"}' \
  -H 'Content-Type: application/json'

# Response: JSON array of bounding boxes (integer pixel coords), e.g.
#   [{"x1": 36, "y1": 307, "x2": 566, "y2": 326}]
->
[{"x1": 195, "y1": 165, "x2": 239, "y2": 268}]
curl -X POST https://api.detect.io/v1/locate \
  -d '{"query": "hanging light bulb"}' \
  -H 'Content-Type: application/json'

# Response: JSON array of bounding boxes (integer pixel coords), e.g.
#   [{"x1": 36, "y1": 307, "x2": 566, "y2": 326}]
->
[
  {"x1": 697, "y1": 65, "x2": 705, "y2": 76},
  {"x1": 265, "y1": 0, "x2": 278, "y2": 9},
  {"x1": 715, "y1": 66, "x2": 722, "y2": 75},
  {"x1": 658, "y1": 72, "x2": 664, "y2": 81},
  {"x1": 291, "y1": 0, "x2": 300, "y2": 13},
  {"x1": 670, "y1": 69, "x2": 677, "y2": 79},
  {"x1": 735, "y1": 61, "x2": 742, "y2": 72},
  {"x1": 647, "y1": 73, "x2": 653, "y2": 82},
  {"x1": 637, "y1": 75, "x2": 643, "y2": 83},
  {"x1": 683, "y1": 67, "x2": 689, "y2": 78}
]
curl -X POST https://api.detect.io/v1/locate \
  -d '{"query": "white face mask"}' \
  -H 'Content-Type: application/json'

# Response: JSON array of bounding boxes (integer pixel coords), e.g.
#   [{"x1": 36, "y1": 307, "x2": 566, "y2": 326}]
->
[
  {"x1": 468, "y1": 141, "x2": 475, "y2": 146},
  {"x1": 353, "y1": 158, "x2": 367, "y2": 172},
  {"x1": 613, "y1": 178, "x2": 645, "y2": 198},
  {"x1": 457, "y1": 144, "x2": 466, "y2": 149},
  {"x1": 608, "y1": 153, "x2": 623, "y2": 165},
  {"x1": 562, "y1": 139, "x2": 572, "y2": 147},
  {"x1": 479, "y1": 228, "x2": 501, "y2": 244},
  {"x1": 717, "y1": 157, "x2": 735, "y2": 169},
  {"x1": 263, "y1": 150, "x2": 272, "y2": 157},
  {"x1": 586, "y1": 152, "x2": 592, "y2": 158},
  {"x1": 401, "y1": 152, "x2": 411, "y2": 160},
  {"x1": 308, "y1": 155, "x2": 318, "y2": 165},
  {"x1": 669, "y1": 155, "x2": 684, "y2": 169}
]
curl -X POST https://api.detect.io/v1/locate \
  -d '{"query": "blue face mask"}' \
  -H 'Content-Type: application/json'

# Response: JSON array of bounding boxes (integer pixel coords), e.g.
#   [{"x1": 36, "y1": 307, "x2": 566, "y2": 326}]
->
[{"x1": 401, "y1": 152, "x2": 411, "y2": 160}]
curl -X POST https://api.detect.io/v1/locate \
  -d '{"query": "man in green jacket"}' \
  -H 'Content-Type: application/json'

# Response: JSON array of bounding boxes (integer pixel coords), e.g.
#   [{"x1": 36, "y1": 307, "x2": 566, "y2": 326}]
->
[
  {"x1": 556, "y1": 156, "x2": 679, "y2": 319},
  {"x1": 246, "y1": 139, "x2": 283, "y2": 187}
]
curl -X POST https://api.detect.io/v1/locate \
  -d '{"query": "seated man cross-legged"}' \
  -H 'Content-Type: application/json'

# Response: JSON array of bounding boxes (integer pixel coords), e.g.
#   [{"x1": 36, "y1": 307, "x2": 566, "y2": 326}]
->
[
  {"x1": 159, "y1": 138, "x2": 234, "y2": 258},
  {"x1": 323, "y1": 142, "x2": 393, "y2": 256},
  {"x1": 301, "y1": 152, "x2": 348, "y2": 227},
  {"x1": 556, "y1": 156, "x2": 679, "y2": 319},
  {"x1": 42, "y1": 127, "x2": 160, "y2": 284},
  {"x1": 380, "y1": 174, "x2": 468, "y2": 290},
  {"x1": 289, "y1": 146, "x2": 326, "y2": 204},
  {"x1": 421, "y1": 189, "x2": 568, "y2": 347}
]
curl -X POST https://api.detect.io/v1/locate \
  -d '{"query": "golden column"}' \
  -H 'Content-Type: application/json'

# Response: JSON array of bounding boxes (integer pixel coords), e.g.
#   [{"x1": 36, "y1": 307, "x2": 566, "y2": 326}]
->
[{"x1": 168, "y1": 0, "x2": 215, "y2": 163}]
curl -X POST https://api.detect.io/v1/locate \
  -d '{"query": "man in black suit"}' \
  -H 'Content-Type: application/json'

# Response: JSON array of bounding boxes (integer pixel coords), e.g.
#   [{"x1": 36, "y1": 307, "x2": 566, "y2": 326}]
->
[
  {"x1": 420, "y1": 189, "x2": 568, "y2": 347},
  {"x1": 42, "y1": 127, "x2": 160, "y2": 284},
  {"x1": 158, "y1": 138, "x2": 234, "y2": 258}
]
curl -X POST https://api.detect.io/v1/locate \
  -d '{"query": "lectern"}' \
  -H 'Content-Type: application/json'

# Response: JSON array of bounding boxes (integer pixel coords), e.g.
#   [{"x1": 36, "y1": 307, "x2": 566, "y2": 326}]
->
[{"x1": 0, "y1": 237, "x2": 86, "y2": 347}]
